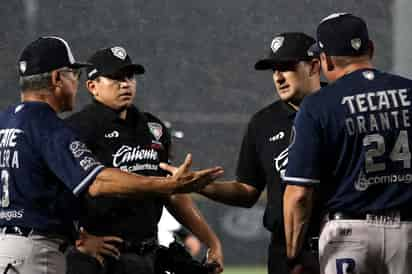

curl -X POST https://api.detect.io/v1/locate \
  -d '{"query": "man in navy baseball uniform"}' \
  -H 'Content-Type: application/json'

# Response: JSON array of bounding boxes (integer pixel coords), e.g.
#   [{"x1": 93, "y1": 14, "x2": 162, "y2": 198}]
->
[
  {"x1": 0, "y1": 36, "x2": 222, "y2": 274},
  {"x1": 283, "y1": 13, "x2": 412, "y2": 274}
]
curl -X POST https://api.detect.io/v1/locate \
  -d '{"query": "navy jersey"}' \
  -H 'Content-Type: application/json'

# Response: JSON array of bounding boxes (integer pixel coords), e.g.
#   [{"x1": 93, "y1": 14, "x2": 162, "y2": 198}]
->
[
  {"x1": 0, "y1": 102, "x2": 104, "y2": 235},
  {"x1": 284, "y1": 69, "x2": 412, "y2": 213}
]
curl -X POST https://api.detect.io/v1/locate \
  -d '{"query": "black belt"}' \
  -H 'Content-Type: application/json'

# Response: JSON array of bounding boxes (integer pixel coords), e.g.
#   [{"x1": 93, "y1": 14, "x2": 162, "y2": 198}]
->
[
  {"x1": 326, "y1": 210, "x2": 412, "y2": 221},
  {"x1": 1, "y1": 226, "x2": 69, "y2": 252},
  {"x1": 120, "y1": 238, "x2": 158, "y2": 255}
]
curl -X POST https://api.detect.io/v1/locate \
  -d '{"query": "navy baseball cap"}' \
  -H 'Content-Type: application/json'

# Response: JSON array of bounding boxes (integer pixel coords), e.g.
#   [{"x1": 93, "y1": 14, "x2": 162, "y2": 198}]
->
[
  {"x1": 86, "y1": 46, "x2": 145, "y2": 80},
  {"x1": 315, "y1": 13, "x2": 370, "y2": 56},
  {"x1": 18, "y1": 36, "x2": 90, "y2": 76},
  {"x1": 255, "y1": 32, "x2": 317, "y2": 70}
]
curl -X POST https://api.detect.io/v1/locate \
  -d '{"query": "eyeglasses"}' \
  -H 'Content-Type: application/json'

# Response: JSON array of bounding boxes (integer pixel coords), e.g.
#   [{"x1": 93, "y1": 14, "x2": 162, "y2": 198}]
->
[
  {"x1": 59, "y1": 68, "x2": 82, "y2": 80},
  {"x1": 271, "y1": 61, "x2": 299, "y2": 72}
]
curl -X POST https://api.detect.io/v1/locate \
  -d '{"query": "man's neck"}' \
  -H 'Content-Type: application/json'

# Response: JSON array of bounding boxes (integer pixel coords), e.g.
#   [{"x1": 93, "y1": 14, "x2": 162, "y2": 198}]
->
[
  {"x1": 119, "y1": 109, "x2": 127, "y2": 120},
  {"x1": 21, "y1": 90, "x2": 60, "y2": 113},
  {"x1": 288, "y1": 82, "x2": 321, "y2": 111},
  {"x1": 339, "y1": 61, "x2": 374, "y2": 79}
]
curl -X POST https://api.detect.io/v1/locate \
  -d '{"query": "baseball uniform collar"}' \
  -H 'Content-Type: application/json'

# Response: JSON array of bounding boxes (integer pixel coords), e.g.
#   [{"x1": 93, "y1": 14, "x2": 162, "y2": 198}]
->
[{"x1": 90, "y1": 100, "x2": 143, "y2": 123}]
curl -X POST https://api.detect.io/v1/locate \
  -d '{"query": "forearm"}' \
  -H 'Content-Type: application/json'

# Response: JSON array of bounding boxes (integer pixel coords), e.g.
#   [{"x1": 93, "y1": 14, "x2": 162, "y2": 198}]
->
[
  {"x1": 283, "y1": 185, "x2": 313, "y2": 259},
  {"x1": 88, "y1": 168, "x2": 173, "y2": 198},
  {"x1": 166, "y1": 194, "x2": 221, "y2": 249},
  {"x1": 199, "y1": 181, "x2": 259, "y2": 208}
]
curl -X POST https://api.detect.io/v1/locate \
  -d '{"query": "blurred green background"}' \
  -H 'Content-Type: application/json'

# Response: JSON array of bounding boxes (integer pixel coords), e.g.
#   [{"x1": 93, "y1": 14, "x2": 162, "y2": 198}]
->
[{"x1": 224, "y1": 266, "x2": 266, "y2": 274}]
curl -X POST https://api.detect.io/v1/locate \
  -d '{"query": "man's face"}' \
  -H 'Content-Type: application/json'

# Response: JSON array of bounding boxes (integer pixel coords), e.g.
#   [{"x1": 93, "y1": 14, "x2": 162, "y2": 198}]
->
[
  {"x1": 272, "y1": 61, "x2": 315, "y2": 104},
  {"x1": 57, "y1": 68, "x2": 81, "y2": 111},
  {"x1": 88, "y1": 70, "x2": 137, "y2": 111}
]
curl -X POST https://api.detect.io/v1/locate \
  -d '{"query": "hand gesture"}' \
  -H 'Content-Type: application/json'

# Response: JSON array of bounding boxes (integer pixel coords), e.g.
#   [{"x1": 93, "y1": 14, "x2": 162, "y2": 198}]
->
[
  {"x1": 160, "y1": 154, "x2": 223, "y2": 193},
  {"x1": 76, "y1": 227, "x2": 123, "y2": 266}
]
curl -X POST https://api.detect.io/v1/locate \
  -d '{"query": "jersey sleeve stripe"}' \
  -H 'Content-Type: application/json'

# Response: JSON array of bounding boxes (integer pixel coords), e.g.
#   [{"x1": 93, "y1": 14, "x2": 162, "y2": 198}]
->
[
  {"x1": 73, "y1": 165, "x2": 105, "y2": 196},
  {"x1": 282, "y1": 176, "x2": 320, "y2": 184}
]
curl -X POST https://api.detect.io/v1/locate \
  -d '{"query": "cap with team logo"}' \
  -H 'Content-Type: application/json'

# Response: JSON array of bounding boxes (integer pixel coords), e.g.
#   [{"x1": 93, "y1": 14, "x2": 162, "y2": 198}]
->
[
  {"x1": 315, "y1": 13, "x2": 370, "y2": 56},
  {"x1": 254, "y1": 32, "x2": 317, "y2": 70},
  {"x1": 86, "y1": 46, "x2": 145, "y2": 80},
  {"x1": 18, "y1": 36, "x2": 90, "y2": 76}
]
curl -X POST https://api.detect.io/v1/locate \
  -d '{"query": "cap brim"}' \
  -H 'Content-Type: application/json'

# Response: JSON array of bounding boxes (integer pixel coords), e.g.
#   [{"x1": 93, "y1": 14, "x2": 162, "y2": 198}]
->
[
  {"x1": 128, "y1": 64, "x2": 145, "y2": 75},
  {"x1": 255, "y1": 59, "x2": 277, "y2": 70},
  {"x1": 69, "y1": 61, "x2": 93, "y2": 68},
  {"x1": 255, "y1": 58, "x2": 302, "y2": 70},
  {"x1": 107, "y1": 64, "x2": 145, "y2": 75}
]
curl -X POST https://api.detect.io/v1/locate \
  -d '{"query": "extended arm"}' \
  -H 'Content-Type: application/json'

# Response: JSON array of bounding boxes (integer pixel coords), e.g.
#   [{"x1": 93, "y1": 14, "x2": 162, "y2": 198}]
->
[
  {"x1": 88, "y1": 154, "x2": 223, "y2": 198},
  {"x1": 166, "y1": 194, "x2": 224, "y2": 273},
  {"x1": 198, "y1": 181, "x2": 260, "y2": 208}
]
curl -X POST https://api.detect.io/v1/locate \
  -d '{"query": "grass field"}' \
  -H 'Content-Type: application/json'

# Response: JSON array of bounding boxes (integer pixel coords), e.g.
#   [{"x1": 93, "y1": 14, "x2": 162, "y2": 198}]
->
[{"x1": 223, "y1": 266, "x2": 266, "y2": 274}]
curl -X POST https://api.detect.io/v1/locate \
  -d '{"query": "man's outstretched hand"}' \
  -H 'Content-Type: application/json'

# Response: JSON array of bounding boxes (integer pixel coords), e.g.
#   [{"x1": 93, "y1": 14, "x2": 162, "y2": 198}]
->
[{"x1": 160, "y1": 154, "x2": 224, "y2": 194}]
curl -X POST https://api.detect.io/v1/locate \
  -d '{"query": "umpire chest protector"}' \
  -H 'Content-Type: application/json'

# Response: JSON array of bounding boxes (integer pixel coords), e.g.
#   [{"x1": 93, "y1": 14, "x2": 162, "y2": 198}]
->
[{"x1": 66, "y1": 100, "x2": 171, "y2": 242}]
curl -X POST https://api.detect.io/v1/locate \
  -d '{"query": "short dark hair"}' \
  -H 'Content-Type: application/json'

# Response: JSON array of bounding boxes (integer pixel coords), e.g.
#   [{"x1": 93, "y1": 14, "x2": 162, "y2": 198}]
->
[{"x1": 19, "y1": 72, "x2": 53, "y2": 91}]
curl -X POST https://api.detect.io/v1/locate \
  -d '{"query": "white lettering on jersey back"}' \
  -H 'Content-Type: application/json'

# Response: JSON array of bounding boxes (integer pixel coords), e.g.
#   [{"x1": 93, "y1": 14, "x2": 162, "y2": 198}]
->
[
  {"x1": 341, "y1": 89, "x2": 411, "y2": 114},
  {"x1": 0, "y1": 150, "x2": 20, "y2": 169},
  {"x1": 269, "y1": 131, "x2": 285, "y2": 142},
  {"x1": 0, "y1": 129, "x2": 23, "y2": 148},
  {"x1": 112, "y1": 145, "x2": 158, "y2": 167}
]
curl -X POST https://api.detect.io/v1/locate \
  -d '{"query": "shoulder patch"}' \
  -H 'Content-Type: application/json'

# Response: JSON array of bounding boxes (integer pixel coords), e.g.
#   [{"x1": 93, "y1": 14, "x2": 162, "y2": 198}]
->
[{"x1": 148, "y1": 122, "x2": 163, "y2": 141}]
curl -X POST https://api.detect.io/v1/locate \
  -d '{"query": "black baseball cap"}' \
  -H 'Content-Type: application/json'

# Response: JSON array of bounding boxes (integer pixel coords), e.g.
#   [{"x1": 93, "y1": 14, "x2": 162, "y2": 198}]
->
[
  {"x1": 255, "y1": 32, "x2": 317, "y2": 70},
  {"x1": 18, "y1": 36, "x2": 90, "y2": 76},
  {"x1": 315, "y1": 13, "x2": 370, "y2": 56},
  {"x1": 86, "y1": 46, "x2": 145, "y2": 80}
]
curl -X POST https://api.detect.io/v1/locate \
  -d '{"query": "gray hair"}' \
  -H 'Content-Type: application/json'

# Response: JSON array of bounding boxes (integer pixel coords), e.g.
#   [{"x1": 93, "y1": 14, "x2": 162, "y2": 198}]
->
[{"x1": 19, "y1": 71, "x2": 53, "y2": 91}]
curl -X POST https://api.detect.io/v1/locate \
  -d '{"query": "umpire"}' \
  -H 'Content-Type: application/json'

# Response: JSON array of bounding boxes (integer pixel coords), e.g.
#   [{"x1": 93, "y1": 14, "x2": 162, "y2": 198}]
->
[
  {"x1": 65, "y1": 46, "x2": 224, "y2": 274},
  {"x1": 164, "y1": 32, "x2": 322, "y2": 274}
]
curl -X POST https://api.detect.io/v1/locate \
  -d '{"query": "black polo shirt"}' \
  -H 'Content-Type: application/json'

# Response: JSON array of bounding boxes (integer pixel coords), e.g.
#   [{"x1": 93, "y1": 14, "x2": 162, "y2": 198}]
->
[
  {"x1": 65, "y1": 100, "x2": 171, "y2": 242},
  {"x1": 237, "y1": 100, "x2": 295, "y2": 237}
]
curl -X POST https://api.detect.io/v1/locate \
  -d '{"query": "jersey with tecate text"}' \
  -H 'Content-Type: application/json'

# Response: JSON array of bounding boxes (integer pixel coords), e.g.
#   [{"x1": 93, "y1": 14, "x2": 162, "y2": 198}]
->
[
  {"x1": 284, "y1": 69, "x2": 412, "y2": 213},
  {"x1": 0, "y1": 102, "x2": 103, "y2": 235}
]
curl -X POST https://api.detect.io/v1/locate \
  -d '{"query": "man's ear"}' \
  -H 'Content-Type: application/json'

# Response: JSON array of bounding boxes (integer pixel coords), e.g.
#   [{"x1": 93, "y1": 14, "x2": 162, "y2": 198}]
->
[
  {"x1": 51, "y1": 70, "x2": 62, "y2": 87},
  {"x1": 321, "y1": 53, "x2": 334, "y2": 71},
  {"x1": 309, "y1": 59, "x2": 321, "y2": 77},
  {"x1": 86, "y1": 80, "x2": 98, "y2": 97}
]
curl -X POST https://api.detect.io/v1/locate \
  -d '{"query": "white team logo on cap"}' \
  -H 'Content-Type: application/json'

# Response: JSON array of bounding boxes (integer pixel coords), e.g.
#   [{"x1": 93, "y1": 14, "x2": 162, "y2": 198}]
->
[
  {"x1": 19, "y1": 61, "x2": 27, "y2": 74},
  {"x1": 351, "y1": 38, "x2": 362, "y2": 50},
  {"x1": 111, "y1": 46, "x2": 127, "y2": 60},
  {"x1": 271, "y1": 36, "x2": 284, "y2": 54},
  {"x1": 362, "y1": 70, "x2": 375, "y2": 80}
]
